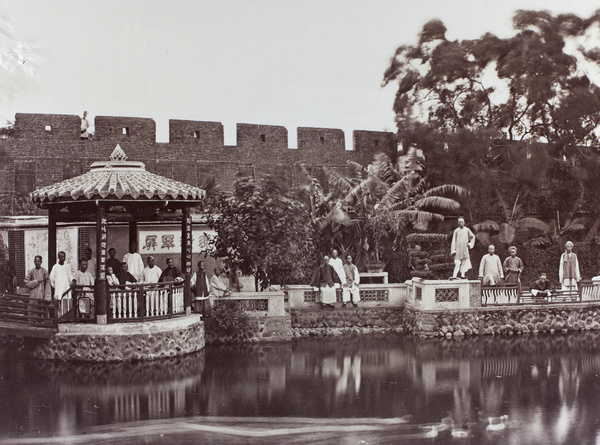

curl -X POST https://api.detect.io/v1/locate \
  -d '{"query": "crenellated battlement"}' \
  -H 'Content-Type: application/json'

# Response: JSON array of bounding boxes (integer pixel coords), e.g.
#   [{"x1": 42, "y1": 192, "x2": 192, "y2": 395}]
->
[{"x1": 1, "y1": 113, "x2": 397, "y2": 198}]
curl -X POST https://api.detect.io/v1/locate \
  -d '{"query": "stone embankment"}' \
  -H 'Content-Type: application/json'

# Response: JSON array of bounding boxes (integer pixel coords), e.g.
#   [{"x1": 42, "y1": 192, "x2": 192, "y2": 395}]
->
[{"x1": 404, "y1": 303, "x2": 600, "y2": 338}]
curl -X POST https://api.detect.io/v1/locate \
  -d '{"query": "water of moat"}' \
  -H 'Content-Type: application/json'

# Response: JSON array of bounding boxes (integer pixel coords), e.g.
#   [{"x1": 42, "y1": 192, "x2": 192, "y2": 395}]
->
[{"x1": 1, "y1": 332, "x2": 599, "y2": 445}]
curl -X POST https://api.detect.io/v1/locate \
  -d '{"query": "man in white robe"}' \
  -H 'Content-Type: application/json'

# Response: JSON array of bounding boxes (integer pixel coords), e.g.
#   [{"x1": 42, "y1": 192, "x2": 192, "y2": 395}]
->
[
  {"x1": 479, "y1": 245, "x2": 504, "y2": 285},
  {"x1": 142, "y1": 256, "x2": 162, "y2": 283},
  {"x1": 328, "y1": 249, "x2": 346, "y2": 289},
  {"x1": 123, "y1": 242, "x2": 144, "y2": 283},
  {"x1": 50, "y1": 251, "x2": 74, "y2": 300},
  {"x1": 451, "y1": 217, "x2": 475, "y2": 279}
]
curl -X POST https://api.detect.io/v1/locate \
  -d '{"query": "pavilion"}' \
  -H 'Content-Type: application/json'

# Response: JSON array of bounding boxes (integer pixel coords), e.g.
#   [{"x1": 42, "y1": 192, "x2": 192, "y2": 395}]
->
[{"x1": 29, "y1": 145, "x2": 205, "y2": 324}]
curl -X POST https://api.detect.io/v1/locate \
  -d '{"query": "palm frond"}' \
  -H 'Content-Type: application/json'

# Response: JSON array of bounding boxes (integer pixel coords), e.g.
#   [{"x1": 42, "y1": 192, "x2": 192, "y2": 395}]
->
[
  {"x1": 378, "y1": 175, "x2": 413, "y2": 210},
  {"x1": 473, "y1": 220, "x2": 500, "y2": 232},
  {"x1": 423, "y1": 184, "x2": 469, "y2": 198},
  {"x1": 324, "y1": 165, "x2": 355, "y2": 195},
  {"x1": 415, "y1": 196, "x2": 461, "y2": 212},
  {"x1": 512, "y1": 217, "x2": 550, "y2": 232}
]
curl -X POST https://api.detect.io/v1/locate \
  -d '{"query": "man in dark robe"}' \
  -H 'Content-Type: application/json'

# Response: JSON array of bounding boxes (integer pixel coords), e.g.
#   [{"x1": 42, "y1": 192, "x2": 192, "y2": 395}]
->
[
  {"x1": 310, "y1": 255, "x2": 340, "y2": 309},
  {"x1": 159, "y1": 258, "x2": 183, "y2": 282}
]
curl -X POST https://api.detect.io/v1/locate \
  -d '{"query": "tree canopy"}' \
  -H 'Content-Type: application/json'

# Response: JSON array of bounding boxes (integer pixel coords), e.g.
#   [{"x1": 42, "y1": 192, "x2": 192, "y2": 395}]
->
[{"x1": 208, "y1": 176, "x2": 318, "y2": 290}]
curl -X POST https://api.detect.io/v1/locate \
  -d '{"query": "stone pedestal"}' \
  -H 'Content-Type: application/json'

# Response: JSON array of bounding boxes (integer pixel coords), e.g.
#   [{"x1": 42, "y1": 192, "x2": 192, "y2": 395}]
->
[{"x1": 407, "y1": 278, "x2": 481, "y2": 310}]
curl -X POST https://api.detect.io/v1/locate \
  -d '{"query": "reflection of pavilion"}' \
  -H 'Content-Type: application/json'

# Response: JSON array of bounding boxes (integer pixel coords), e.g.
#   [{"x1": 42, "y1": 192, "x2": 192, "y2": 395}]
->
[{"x1": 14, "y1": 146, "x2": 207, "y2": 361}]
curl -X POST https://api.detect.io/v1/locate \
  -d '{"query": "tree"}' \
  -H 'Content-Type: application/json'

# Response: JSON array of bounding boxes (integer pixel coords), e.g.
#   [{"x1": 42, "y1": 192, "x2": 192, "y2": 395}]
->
[
  {"x1": 382, "y1": 10, "x2": 600, "y2": 241},
  {"x1": 208, "y1": 176, "x2": 318, "y2": 290},
  {"x1": 383, "y1": 10, "x2": 600, "y2": 156}
]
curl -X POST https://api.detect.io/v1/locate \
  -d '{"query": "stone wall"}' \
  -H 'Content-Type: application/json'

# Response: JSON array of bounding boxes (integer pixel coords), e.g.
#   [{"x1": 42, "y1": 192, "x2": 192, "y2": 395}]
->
[
  {"x1": 0, "y1": 113, "x2": 396, "y2": 198},
  {"x1": 204, "y1": 315, "x2": 292, "y2": 345},
  {"x1": 290, "y1": 307, "x2": 405, "y2": 337},
  {"x1": 27, "y1": 315, "x2": 205, "y2": 361},
  {"x1": 404, "y1": 302, "x2": 600, "y2": 338}
]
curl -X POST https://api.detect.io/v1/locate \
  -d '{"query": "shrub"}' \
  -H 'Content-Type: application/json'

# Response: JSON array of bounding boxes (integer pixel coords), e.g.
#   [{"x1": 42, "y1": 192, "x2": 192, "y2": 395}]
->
[{"x1": 211, "y1": 300, "x2": 250, "y2": 334}]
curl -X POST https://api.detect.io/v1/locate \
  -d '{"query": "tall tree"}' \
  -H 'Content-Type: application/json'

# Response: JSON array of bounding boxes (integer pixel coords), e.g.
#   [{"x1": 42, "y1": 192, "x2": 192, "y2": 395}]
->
[{"x1": 208, "y1": 176, "x2": 318, "y2": 290}]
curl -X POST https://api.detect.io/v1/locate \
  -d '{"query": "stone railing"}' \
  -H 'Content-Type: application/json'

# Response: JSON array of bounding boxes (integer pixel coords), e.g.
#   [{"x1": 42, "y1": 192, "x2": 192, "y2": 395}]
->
[
  {"x1": 407, "y1": 277, "x2": 481, "y2": 310},
  {"x1": 284, "y1": 283, "x2": 407, "y2": 309},
  {"x1": 481, "y1": 279, "x2": 600, "y2": 306}
]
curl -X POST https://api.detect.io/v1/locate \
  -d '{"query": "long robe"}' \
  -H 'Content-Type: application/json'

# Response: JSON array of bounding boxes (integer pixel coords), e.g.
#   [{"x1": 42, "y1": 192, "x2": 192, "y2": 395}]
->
[
  {"x1": 479, "y1": 254, "x2": 504, "y2": 285},
  {"x1": 123, "y1": 252, "x2": 144, "y2": 282},
  {"x1": 451, "y1": 226, "x2": 475, "y2": 274},
  {"x1": 329, "y1": 257, "x2": 346, "y2": 289},
  {"x1": 342, "y1": 263, "x2": 360, "y2": 303},
  {"x1": 25, "y1": 267, "x2": 49, "y2": 300},
  {"x1": 49, "y1": 262, "x2": 73, "y2": 300},
  {"x1": 559, "y1": 252, "x2": 580, "y2": 290},
  {"x1": 142, "y1": 265, "x2": 162, "y2": 283},
  {"x1": 503, "y1": 256, "x2": 523, "y2": 284},
  {"x1": 310, "y1": 263, "x2": 339, "y2": 304}
]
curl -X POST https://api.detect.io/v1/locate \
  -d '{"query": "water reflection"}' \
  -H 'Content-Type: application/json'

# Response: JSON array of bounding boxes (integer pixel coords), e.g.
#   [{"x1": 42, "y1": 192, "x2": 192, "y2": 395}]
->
[{"x1": 1, "y1": 333, "x2": 600, "y2": 444}]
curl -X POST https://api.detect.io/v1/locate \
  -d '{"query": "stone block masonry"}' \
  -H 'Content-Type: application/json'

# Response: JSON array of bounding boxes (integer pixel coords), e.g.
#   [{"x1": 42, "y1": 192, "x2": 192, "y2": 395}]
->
[{"x1": 0, "y1": 113, "x2": 396, "y2": 198}]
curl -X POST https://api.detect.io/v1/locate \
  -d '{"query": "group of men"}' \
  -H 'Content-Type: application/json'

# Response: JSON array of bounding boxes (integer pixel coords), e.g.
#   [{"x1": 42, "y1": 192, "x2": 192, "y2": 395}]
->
[
  {"x1": 310, "y1": 249, "x2": 360, "y2": 309},
  {"x1": 452, "y1": 217, "x2": 582, "y2": 295}
]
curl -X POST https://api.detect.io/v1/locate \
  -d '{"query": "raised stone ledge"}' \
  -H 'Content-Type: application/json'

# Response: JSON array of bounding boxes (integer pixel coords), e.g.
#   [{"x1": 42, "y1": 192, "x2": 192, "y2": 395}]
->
[{"x1": 29, "y1": 315, "x2": 205, "y2": 362}]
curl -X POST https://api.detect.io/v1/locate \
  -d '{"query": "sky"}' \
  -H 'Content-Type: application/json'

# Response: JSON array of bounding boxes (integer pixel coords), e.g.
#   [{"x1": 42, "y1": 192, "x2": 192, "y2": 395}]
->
[{"x1": 0, "y1": 0, "x2": 598, "y2": 148}]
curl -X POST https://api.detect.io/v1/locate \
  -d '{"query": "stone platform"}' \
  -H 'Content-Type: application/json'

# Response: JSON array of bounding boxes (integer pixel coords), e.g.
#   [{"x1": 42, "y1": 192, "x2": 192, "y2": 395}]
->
[{"x1": 27, "y1": 315, "x2": 205, "y2": 362}]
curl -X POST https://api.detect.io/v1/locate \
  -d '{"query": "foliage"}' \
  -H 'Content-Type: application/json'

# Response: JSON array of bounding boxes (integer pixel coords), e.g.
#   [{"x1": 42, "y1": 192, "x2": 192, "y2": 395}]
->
[
  {"x1": 297, "y1": 150, "x2": 467, "y2": 271},
  {"x1": 208, "y1": 175, "x2": 318, "y2": 289},
  {"x1": 473, "y1": 193, "x2": 550, "y2": 246},
  {"x1": 407, "y1": 233, "x2": 453, "y2": 279},
  {"x1": 383, "y1": 10, "x2": 600, "y2": 243},
  {"x1": 383, "y1": 10, "x2": 600, "y2": 153},
  {"x1": 211, "y1": 300, "x2": 250, "y2": 333}
]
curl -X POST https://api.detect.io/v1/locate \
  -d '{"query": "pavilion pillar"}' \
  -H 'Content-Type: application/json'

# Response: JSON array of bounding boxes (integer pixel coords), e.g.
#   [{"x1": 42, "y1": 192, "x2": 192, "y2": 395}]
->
[
  {"x1": 48, "y1": 207, "x2": 57, "y2": 273},
  {"x1": 182, "y1": 207, "x2": 193, "y2": 315},
  {"x1": 95, "y1": 206, "x2": 108, "y2": 325},
  {"x1": 128, "y1": 221, "x2": 138, "y2": 250}
]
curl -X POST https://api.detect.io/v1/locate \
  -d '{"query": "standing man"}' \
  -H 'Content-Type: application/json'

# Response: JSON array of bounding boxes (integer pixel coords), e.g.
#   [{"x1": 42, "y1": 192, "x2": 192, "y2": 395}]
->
[
  {"x1": 559, "y1": 241, "x2": 580, "y2": 291},
  {"x1": 73, "y1": 258, "x2": 95, "y2": 287},
  {"x1": 310, "y1": 255, "x2": 340, "y2": 309},
  {"x1": 503, "y1": 246, "x2": 524, "y2": 285},
  {"x1": 25, "y1": 255, "x2": 49, "y2": 319},
  {"x1": 106, "y1": 248, "x2": 122, "y2": 278},
  {"x1": 191, "y1": 261, "x2": 211, "y2": 314},
  {"x1": 84, "y1": 247, "x2": 97, "y2": 280},
  {"x1": 123, "y1": 242, "x2": 144, "y2": 283},
  {"x1": 329, "y1": 249, "x2": 346, "y2": 289},
  {"x1": 159, "y1": 258, "x2": 183, "y2": 282},
  {"x1": 342, "y1": 254, "x2": 360, "y2": 307},
  {"x1": 450, "y1": 217, "x2": 475, "y2": 279},
  {"x1": 479, "y1": 245, "x2": 504, "y2": 285},
  {"x1": 142, "y1": 256, "x2": 162, "y2": 283},
  {"x1": 50, "y1": 251, "x2": 74, "y2": 316},
  {"x1": 25, "y1": 255, "x2": 49, "y2": 300}
]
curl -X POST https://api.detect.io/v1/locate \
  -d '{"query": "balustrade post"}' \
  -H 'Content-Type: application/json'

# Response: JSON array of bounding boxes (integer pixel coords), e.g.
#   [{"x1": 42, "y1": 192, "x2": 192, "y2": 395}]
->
[{"x1": 140, "y1": 284, "x2": 145, "y2": 322}]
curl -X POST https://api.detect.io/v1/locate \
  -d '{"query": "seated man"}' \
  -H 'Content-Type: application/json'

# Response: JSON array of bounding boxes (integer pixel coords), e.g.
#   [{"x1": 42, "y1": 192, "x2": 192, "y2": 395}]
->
[{"x1": 531, "y1": 273, "x2": 552, "y2": 299}]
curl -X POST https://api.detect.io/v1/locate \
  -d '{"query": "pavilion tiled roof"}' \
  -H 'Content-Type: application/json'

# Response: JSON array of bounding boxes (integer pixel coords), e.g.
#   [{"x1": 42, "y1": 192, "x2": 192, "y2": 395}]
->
[{"x1": 30, "y1": 145, "x2": 205, "y2": 204}]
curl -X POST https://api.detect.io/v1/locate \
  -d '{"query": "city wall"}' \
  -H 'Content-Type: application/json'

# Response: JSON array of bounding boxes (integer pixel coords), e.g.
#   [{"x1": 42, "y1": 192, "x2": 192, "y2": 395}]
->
[{"x1": 0, "y1": 113, "x2": 396, "y2": 198}]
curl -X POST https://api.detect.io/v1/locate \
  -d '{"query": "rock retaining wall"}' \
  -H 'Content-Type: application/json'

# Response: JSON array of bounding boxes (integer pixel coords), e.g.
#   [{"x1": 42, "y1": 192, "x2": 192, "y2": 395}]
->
[
  {"x1": 205, "y1": 315, "x2": 292, "y2": 345},
  {"x1": 404, "y1": 303, "x2": 600, "y2": 338},
  {"x1": 28, "y1": 316, "x2": 205, "y2": 361}
]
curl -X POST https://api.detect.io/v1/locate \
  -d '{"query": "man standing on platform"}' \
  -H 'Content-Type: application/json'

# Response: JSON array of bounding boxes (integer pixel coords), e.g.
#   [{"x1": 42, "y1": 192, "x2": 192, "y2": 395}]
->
[
  {"x1": 142, "y1": 256, "x2": 162, "y2": 283},
  {"x1": 191, "y1": 260, "x2": 211, "y2": 314},
  {"x1": 73, "y1": 258, "x2": 95, "y2": 287},
  {"x1": 478, "y1": 245, "x2": 504, "y2": 285},
  {"x1": 450, "y1": 217, "x2": 475, "y2": 279},
  {"x1": 50, "y1": 251, "x2": 73, "y2": 300},
  {"x1": 123, "y1": 242, "x2": 144, "y2": 283},
  {"x1": 329, "y1": 249, "x2": 346, "y2": 289},
  {"x1": 25, "y1": 255, "x2": 49, "y2": 301}
]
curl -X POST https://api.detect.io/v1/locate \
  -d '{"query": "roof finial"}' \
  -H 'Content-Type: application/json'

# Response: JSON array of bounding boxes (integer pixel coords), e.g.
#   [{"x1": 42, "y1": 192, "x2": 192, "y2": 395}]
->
[{"x1": 110, "y1": 144, "x2": 128, "y2": 161}]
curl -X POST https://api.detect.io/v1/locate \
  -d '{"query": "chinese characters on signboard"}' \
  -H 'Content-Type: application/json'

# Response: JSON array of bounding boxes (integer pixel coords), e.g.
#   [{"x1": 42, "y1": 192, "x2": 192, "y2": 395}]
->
[{"x1": 138, "y1": 229, "x2": 217, "y2": 254}]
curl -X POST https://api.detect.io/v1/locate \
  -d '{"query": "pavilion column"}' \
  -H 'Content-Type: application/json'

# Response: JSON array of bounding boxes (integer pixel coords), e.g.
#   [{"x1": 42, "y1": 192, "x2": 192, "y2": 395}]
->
[
  {"x1": 182, "y1": 207, "x2": 193, "y2": 315},
  {"x1": 128, "y1": 221, "x2": 138, "y2": 249},
  {"x1": 48, "y1": 207, "x2": 57, "y2": 273},
  {"x1": 95, "y1": 206, "x2": 108, "y2": 325}
]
